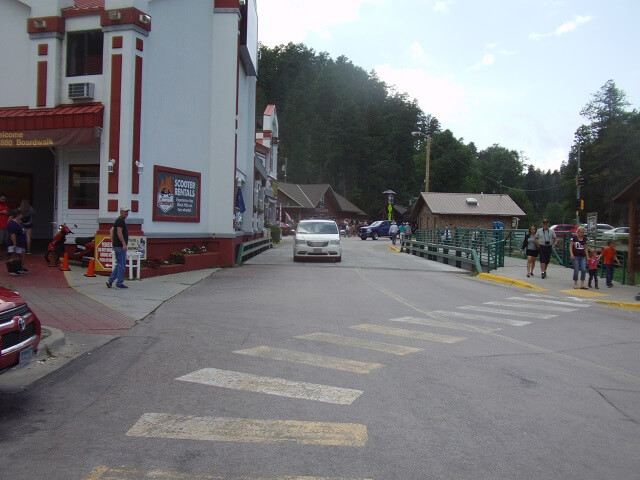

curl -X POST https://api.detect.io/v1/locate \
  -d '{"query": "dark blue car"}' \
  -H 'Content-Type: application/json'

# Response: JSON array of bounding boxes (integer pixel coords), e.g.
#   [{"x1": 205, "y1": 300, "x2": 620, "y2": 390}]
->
[{"x1": 358, "y1": 220, "x2": 393, "y2": 240}]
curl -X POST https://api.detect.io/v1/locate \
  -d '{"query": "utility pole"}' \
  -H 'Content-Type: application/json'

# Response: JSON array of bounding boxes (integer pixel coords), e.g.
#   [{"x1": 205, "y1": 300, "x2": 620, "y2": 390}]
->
[{"x1": 425, "y1": 135, "x2": 431, "y2": 192}]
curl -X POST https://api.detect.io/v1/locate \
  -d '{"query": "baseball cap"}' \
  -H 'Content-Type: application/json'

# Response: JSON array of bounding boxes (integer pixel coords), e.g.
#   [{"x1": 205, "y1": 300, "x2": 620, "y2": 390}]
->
[{"x1": 120, "y1": 206, "x2": 130, "y2": 212}]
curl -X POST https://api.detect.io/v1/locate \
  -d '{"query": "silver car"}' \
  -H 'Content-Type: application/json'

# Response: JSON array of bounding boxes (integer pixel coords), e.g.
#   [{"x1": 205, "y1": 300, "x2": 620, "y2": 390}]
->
[{"x1": 293, "y1": 219, "x2": 342, "y2": 262}]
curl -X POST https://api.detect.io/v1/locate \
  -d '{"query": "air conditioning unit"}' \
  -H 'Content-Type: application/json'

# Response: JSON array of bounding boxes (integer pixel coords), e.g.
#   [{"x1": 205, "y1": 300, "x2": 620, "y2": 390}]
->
[{"x1": 68, "y1": 82, "x2": 95, "y2": 99}]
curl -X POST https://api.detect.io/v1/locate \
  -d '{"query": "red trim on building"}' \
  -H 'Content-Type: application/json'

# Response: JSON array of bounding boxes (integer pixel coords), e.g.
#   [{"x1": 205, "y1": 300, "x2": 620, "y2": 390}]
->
[
  {"x1": 109, "y1": 54, "x2": 122, "y2": 194},
  {"x1": 255, "y1": 143, "x2": 269, "y2": 154},
  {"x1": 131, "y1": 55, "x2": 143, "y2": 194},
  {"x1": 215, "y1": 0, "x2": 242, "y2": 8},
  {"x1": 26, "y1": 17, "x2": 65, "y2": 34},
  {"x1": 131, "y1": 200, "x2": 139, "y2": 212},
  {"x1": 100, "y1": 7, "x2": 151, "y2": 32},
  {"x1": 36, "y1": 61, "x2": 47, "y2": 107},
  {"x1": 112, "y1": 36, "x2": 123, "y2": 49},
  {"x1": 38, "y1": 44, "x2": 48, "y2": 56},
  {"x1": 62, "y1": 0, "x2": 104, "y2": 18},
  {"x1": 136, "y1": 38, "x2": 144, "y2": 51},
  {"x1": 0, "y1": 104, "x2": 104, "y2": 131},
  {"x1": 107, "y1": 199, "x2": 118, "y2": 212}
]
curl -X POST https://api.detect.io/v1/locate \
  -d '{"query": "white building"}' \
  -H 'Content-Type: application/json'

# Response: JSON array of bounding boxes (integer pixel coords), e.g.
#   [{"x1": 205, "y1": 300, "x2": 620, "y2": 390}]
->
[{"x1": 0, "y1": 0, "x2": 262, "y2": 268}]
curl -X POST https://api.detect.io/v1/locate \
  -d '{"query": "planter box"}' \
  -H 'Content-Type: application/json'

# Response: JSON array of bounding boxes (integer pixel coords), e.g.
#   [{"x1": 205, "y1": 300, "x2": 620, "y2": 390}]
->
[{"x1": 141, "y1": 252, "x2": 221, "y2": 279}]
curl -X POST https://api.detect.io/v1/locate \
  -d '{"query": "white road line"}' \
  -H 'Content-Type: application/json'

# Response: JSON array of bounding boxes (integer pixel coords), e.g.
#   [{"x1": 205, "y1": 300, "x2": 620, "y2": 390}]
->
[
  {"x1": 509, "y1": 296, "x2": 591, "y2": 307},
  {"x1": 389, "y1": 316, "x2": 499, "y2": 333},
  {"x1": 85, "y1": 465, "x2": 373, "y2": 479},
  {"x1": 295, "y1": 332, "x2": 422, "y2": 355},
  {"x1": 176, "y1": 368, "x2": 363, "y2": 405},
  {"x1": 350, "y1": 324, "x2": 466, "y2": 343},
  {"x1": 233, "y1": 346, "x2": 383, "y2": 374},
  {"x1": 458, "y1": 305, "x2": 556, "y2": 319},
  {"x1": 126, "y1": 413, "x2": 368, "y2": 446},
  {"x1": 432, "y1": 310, "x2": 531, "y2": 327},
  {"x1": 484, "y1": 301, "x2": 576, "y2": 312}
]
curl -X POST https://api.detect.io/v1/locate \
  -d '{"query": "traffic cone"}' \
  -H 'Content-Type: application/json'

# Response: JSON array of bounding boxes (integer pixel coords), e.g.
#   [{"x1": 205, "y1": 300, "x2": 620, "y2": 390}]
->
[
  {"x1": 84, "y1": 258, "x2": 96, "y2": 277},
  {"x1": 59, "y1": 252, "x2": 70, "y2": 271}
]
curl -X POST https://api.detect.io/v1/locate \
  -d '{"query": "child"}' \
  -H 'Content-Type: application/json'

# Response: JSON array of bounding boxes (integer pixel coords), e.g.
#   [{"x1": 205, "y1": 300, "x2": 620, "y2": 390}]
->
[
  {"x1": 599, "y1": 240, "x2": 622, "y2": 288},
  {"x1": 587, "y1": 249, "x2": 599, "y2": 289}
]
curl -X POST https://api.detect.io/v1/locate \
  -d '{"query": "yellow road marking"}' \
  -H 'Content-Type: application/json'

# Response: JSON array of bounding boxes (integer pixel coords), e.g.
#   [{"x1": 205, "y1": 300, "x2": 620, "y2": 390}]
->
[
  {"x1": 295, "y1": 332, "x2": 422, "y2": 355},
  {"x1": 126, "y1": 413, "x2": 368, "y2": 446},
  {"x1": 233, "y1": 346, "x2": 383, "y2": 374},
  {"x1": 390, "y1": 316, "x2": 499, "y2": 333},
  {"x1": 85, "y1": 465, "x2": 373, "y2": 479},
  {"x1": 176, "y1": 368, "x2": 362, "y2": 405},
  {"x1": 350, "y1": 324, "x2": 466, "y2": 344}
]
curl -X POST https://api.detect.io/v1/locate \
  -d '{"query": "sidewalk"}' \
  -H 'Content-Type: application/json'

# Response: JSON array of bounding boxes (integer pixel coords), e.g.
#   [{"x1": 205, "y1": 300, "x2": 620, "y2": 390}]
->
[
  {"x1": 0, "y1": 254, "x2": 218, "y2": 390},
  {"x1": 476, "y1": 255, "x2": 640, "y2": 309}
]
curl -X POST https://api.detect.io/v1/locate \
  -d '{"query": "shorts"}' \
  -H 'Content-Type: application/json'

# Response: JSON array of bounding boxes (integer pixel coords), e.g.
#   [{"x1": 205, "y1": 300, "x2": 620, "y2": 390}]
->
[
  {"x1": 526, "y1": 249, "x2": 538, "y2": 257},
  {"x1": 539, "y1": 245, "x2": 552, "y2": 264},
  {"x1": 8, "y1": 246, "x2": 24, "y2": 254},
  {"x1": 0, "y1": 227, "x2": 5, "y2": 244}
]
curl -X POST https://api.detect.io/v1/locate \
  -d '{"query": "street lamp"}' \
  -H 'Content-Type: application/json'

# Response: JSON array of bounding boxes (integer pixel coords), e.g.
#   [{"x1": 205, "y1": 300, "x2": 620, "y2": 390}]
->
[
  {"x1": 383, "y1": 189, "x2": 396, "y2": 221},
  {"x1": 412, "y1": 131, "x2": 431, "y2": 192}
]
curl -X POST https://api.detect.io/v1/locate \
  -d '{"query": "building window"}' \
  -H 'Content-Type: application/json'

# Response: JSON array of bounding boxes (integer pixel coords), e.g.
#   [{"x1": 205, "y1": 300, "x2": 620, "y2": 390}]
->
[
  {"x1": 68, "y1": 165, "x2": 99, "y2": 209},
  {"x1": 66, "y1": 30, "x2": 103, "y2": 77}
]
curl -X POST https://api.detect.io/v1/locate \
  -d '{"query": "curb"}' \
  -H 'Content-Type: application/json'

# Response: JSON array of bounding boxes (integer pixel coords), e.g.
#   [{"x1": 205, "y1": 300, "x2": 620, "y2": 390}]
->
[
  {"x1": 388, "y1": 244, "x2": 401, "y2": 253},
  {"x1": 38, "y1": 326, "x2": 66, "y2": 359},
  {"x1": 594, "y1": 300, "x2": 640, "y2": 311},
  {"x1": 476, "y1": 273, "x2": 548, "y2": 292}
]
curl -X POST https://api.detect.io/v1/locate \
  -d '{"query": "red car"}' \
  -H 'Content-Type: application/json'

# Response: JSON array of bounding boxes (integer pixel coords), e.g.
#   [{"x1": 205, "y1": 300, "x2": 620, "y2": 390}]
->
[
  {"x1": 0, "y1": 287, "x2": 41, "y2": 373},
  {"x1": 278, "y1": 221, "x2": 294, "y2": 236},
  {"x1": 550, "y1": 224, "x2": 578, "y2": 236}
]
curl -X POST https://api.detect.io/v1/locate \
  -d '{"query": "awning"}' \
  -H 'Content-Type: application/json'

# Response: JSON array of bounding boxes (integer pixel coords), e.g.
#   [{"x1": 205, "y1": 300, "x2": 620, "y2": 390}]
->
[
  {"x1": 0, "y1": 104, "x2": 103, "y2": 148},
  {"x1": 0, "y1": 104, "x2": 104, "y2": 131}
]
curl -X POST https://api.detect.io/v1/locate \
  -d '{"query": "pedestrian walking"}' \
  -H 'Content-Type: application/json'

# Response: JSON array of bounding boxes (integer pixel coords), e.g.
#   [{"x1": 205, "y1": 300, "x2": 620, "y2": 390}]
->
[
  {"x1": 389, "y1": 221, "x2": 399, "y2": 245},
  {"x1": 106, "y1": 206, "x2": 130, "y2": 289},
  {"x1": 534, "y1": 219, "x2": 557, "y2": 279},
  {"x1": 404, "y1": 222, "x2": 412, "y2": 240},
  {"x1": 522, "y1": 225, "x2": 538, "y2": 277},
  {"x1": 569, "y1": 226, "x2": 589, "y2": 289},
  {"x1": 587, "y1": 249, "x2": 599, "y2": 289},
  {"x1": 599, "y1": 239, "x2": 621, "y2": 288},
  {"x1": 19, "y1": 199, "x2": 34, "y2": 255},
  {"x1": 6, "y1": 209, "x2": 29, "y2": 275},
  {"x1": 398, "y1": 222, "x2": 406, "y2": 243}
]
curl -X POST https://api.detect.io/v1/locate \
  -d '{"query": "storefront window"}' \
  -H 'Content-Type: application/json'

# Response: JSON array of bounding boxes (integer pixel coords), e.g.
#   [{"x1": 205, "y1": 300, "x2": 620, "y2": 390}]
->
[
  {"x1": 66, "y1": 30, "x2": 103, "y2": 77},
  {"x1": 69, "y1": 165, "x2": 99, "y2": 209}
]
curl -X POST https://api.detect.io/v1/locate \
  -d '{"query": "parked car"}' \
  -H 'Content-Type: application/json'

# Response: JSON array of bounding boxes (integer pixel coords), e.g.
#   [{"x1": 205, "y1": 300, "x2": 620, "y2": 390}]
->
[
  {"x1": 358, "y1": 220, "x2": 393, "y2": 240},
  {"x1": 600, "y1": 226, "x2": 629, "y2": 240},
  {"x1": 550, "y1": 224, "x2": 578, "y2": 236},
  {"x1": 0, "y1": 286, "x2": 42, "y2": 374},
  {"x1": 277, "y1": 221, "x2": 294, "y2": 236},
  {"x1": 293, "y1": 219, "x2": 342, "y2": 262}
]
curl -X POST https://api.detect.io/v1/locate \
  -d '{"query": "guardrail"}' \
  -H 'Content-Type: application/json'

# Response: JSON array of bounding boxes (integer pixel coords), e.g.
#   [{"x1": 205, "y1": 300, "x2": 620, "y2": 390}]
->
[
  {"x1": 401, "y1": 238, "x2": 483, "y2": 273},
  {"x1": 236, "y1": 236, "x2": 272, "y2": 266}
]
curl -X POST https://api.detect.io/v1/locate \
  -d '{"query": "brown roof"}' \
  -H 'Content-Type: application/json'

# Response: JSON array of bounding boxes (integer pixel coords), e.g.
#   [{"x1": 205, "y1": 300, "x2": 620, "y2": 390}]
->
[{"x1": 412, "y1": 192, "x2": 525, "y2": 217}]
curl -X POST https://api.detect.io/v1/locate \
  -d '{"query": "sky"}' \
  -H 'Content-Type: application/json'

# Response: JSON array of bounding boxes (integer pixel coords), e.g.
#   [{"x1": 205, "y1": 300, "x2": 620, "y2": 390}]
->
[{"x1": 256, "y1": 0, "x2": 640, "y2": 172}]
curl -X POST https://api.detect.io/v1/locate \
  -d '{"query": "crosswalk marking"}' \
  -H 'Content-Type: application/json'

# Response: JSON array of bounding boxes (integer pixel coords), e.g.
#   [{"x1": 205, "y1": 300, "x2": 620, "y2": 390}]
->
[
  {"x1": 432, "y1": 310, "x2": 531, "y2": 327},
  {"x1": 126, "y1": 413, "x2": 368, "y2": 446},
  {"x1": 233, "y1": 346, "x2": 383, "y2": 374},
  {"x1": 85, "y1": 465, "x2": 373, "y2": 480},
  {"x1": 177, "y1": 368, "x2": 363, "y2": 405},
  {"x1": 295, "y1": 332, "x2": 422, "y2": 355},
  {"x1": 458, "y1": 305, "x2": 557, "y2": 319},
  {"x1": 508, "y1": 296, "x2": 591, "y2": 307},
  {"x1": 350, "y1": 324, "x2": 466, "y2": 343},
  {"x1": 484, "y1": 301, "x2": 576, "y2": 312},
  {"x1": 389, "y1": 316, "x2": 499, "y2": 333}
]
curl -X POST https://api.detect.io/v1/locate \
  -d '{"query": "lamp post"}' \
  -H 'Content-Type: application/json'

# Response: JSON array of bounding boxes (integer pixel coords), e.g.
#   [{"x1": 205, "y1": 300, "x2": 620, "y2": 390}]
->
[
  {"x1": 412, "y1": 131, "x2": 431, "y2": 192},
  {"x1": 383, "y1": 189, "x2": 396, "y2": 221}
]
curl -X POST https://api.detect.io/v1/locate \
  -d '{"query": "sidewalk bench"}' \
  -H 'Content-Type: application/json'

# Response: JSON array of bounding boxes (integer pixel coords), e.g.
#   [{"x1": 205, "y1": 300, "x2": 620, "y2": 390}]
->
[
  {"x1": 112, "y1": 250, "x2": 142, "y2": 280},
  {"x1": 236, "y1": 237, "x2": 272, "y2": 266}
]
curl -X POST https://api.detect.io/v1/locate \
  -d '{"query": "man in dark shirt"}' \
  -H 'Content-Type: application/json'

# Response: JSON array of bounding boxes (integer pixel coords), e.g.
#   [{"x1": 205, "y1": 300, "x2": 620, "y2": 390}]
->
[{"x1": 106, "y1": 206, "x2": 130, "y2": 289}]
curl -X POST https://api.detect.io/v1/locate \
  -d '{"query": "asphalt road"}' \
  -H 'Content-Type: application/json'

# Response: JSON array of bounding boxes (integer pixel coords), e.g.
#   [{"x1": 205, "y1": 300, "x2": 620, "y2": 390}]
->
[{"x1": 1, "y1": 236, "x2": 639, "y2": 480}]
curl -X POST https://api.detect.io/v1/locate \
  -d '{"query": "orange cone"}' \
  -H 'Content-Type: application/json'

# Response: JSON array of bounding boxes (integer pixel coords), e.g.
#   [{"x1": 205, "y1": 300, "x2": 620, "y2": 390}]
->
[
  {"x1": 59, "y1": 252, "x2": 70, "y2": 271},
  {"x1": 84, "y1": 258, "x2": 96, "y2": 277}
]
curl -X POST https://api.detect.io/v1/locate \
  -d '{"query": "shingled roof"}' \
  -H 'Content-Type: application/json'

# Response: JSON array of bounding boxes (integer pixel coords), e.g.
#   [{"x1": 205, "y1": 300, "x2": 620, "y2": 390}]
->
[{"x1": 411, "y1": 192, "x2": 525, "y2": 217}]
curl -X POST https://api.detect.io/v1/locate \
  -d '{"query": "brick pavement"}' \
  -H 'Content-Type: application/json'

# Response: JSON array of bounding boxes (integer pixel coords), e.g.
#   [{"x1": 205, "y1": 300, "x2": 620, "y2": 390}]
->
[{"x1": 0, "y1": 254, "x2": 135, "y2": 335}]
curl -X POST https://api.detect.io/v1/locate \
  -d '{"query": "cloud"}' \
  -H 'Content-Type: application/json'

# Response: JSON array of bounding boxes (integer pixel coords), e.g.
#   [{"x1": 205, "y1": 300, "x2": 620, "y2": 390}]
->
[
  {"x1": 469, "y1": 53, "x2": 495, "y2": 71},
  {"x1": 257, "y1": 0, "x2": 383, "y2": 47},
  {"x1": 373, "y1": 63, "x2": 469, "y2": 123},
  {"x1": 529, "y1": 15, "x2": 592, "y2": 41},
  {"x1": 433, "y1": 0, "x2": 455, "y2": 14}
]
